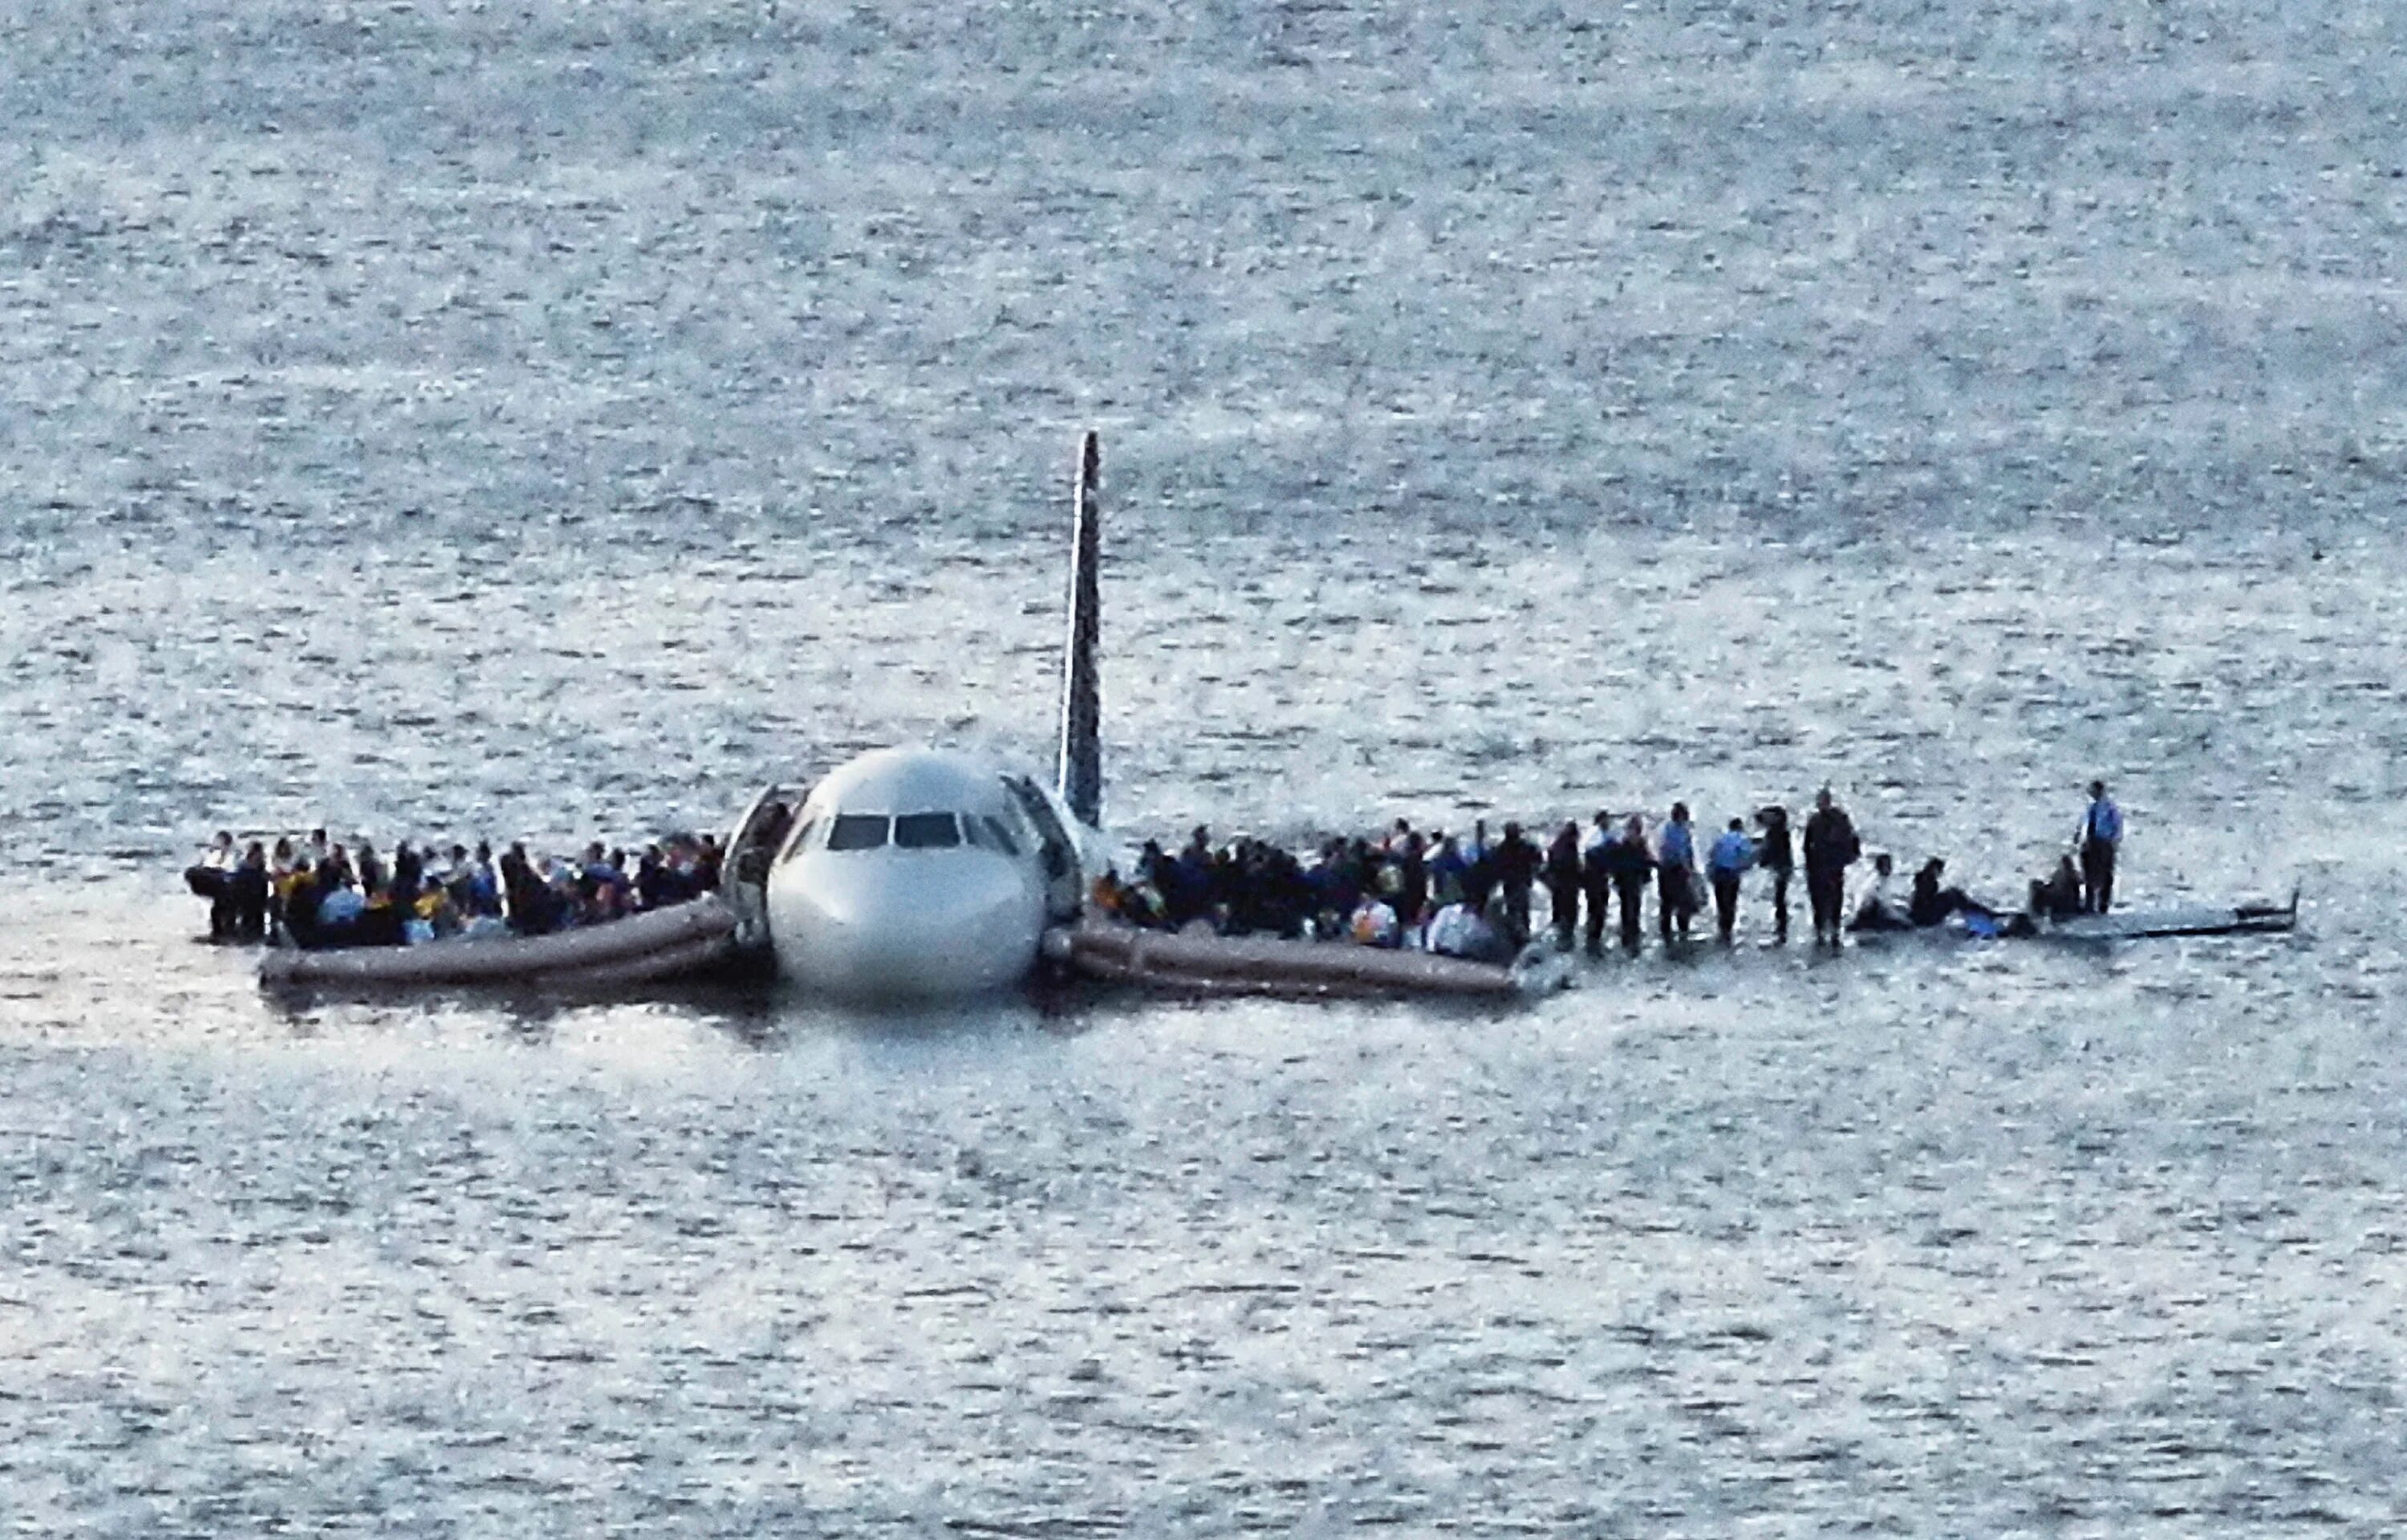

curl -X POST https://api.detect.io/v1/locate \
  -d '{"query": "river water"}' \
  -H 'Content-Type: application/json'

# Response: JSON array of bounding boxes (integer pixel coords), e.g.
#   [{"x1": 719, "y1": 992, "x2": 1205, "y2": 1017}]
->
[{"x1": 6, "y1": 1, "x2": 2406, "y2": 1533}]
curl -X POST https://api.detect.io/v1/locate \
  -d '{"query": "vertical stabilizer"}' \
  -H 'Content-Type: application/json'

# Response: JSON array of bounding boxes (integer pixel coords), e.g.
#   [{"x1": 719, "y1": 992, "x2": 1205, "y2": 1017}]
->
[{"x1": 1057, "y1": 432, "x2": 1104, "y2": 828}]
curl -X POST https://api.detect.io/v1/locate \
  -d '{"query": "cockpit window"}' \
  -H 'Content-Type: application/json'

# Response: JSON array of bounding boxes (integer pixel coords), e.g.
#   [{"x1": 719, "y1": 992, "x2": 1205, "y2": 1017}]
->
[
  {"x1": 826, "y1": 814, "x2": 891, "y2": 852},
  {"x1": 893, "y1": 813, "x2": 961, "y2": 849},
  {"x1": 980, "y1": 815, "x2": 1021, "y2": 857}
]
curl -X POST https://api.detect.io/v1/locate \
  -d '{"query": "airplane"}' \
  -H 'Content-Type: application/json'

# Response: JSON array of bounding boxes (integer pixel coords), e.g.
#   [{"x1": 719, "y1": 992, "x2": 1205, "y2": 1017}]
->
[{"x1": 717, "y1": 433, "x2": 1110, "y2": 999}]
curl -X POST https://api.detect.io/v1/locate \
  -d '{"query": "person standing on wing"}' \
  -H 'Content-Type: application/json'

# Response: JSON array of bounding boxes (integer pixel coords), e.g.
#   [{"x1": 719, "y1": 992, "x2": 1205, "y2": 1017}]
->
[
  {"x1": 1579, "y1": 811, "x2": 1616, "y2": 956},
  {"x1": 1544, "y1": 821, "x2": 1584, "y2": 953},
  {"x1": 1754, "y1": 804, "x2": 1795, "y2": 944},
  {"x1": 1606, "y1": 814, "x2": 1654, "y2": 952},
  {"x1": 1655, "y1": 803, "x2": 1700, "y2": 945},
  {"x1": 1707, "y1": 817, "x2": 1756, "y2": 944},
  {"x1": 2078, "y1": 780, "x2": 2123, "y2": 913},
  {"x1": 1801, "y1": 788, "x2": 1861, "y2": 947}
]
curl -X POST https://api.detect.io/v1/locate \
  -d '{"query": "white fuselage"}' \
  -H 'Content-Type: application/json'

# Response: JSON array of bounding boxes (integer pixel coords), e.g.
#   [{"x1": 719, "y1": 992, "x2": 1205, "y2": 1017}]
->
[{"x1": 759, "y1": 747, "x2": 1082, "y2": 999}]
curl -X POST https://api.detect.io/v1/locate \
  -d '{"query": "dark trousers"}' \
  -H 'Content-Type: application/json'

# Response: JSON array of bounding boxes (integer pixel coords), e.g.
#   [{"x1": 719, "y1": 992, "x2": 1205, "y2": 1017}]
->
[
  {"x1": 1614, "y1": 874, "x2": 1648, "y2": 950},
  {"x1": 1767, "y1": 865, "x2": 1792, "y2": 941},
  {"x1": 1547, "y1": 880, "x2": 1579, "y2": 950},
  {"x1": 1806, "y1": 865, "x2": 1846, "y2": 938},
  {"x1": 229, "y1": 869, "x2": 269, "y2": 941},
  {"x1": 1501, "y1": 884, "x2": 1532, "y2": 947},
  {"x1": 1582, "y1": 878, "x2": 1610, "y2": 953},
  {"x1": 189, "y1": 866, "x2": 236, "y2": 938},
  {"x1": 1657, "y1": 865, "x2": 1693, "y2": 942},
  {"x1": 1711, "y1": 871, "x2": 1741, "y2": 941},
  {"x1": 2080, "y1": 840, "x2": 2116, "y2": 913}
]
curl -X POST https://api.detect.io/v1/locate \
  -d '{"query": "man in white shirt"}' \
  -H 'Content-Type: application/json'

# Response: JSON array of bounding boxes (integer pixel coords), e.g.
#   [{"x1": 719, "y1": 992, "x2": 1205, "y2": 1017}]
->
[
  {"x1": 1426, "y1": 898, "x2": 1508, "y2": 963},
  {"x1": 1849, "y1": 852, "x2": 1910, "y2": 931}
]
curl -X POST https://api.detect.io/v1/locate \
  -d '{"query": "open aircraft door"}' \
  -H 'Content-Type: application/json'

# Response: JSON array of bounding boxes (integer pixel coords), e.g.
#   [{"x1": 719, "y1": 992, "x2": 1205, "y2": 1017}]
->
[
  {"x1": 722, "y1": 781, "x2": 807, "y2": 954},
  {"x1": 1003, "y1": 774, "x2": 1086, "y2": 922}
]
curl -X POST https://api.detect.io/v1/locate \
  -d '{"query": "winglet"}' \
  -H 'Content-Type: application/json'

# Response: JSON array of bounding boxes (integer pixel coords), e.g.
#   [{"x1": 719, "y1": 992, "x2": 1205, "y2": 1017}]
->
[{"x1": 1056, "y1": 431, "x2": 1103, "y2": 828}]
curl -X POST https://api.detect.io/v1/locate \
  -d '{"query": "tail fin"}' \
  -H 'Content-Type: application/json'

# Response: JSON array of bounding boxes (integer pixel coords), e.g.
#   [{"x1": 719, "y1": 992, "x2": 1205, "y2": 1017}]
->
[{"x1": 1056, "y1": 431, "x2": 1103, "y2": 828}]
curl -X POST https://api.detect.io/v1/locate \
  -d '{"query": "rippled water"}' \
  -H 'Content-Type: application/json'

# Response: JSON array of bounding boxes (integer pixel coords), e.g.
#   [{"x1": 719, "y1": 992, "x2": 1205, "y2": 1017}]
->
[{"x1": 6, "y1": 2, "x2": 2407, "y2": 1532}]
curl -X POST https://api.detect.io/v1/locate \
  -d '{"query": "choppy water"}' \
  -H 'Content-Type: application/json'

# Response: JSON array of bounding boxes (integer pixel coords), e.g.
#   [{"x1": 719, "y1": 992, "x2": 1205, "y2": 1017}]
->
[{"x1": 6, "y1": 1, "x2": 2407, "y2": 1532}]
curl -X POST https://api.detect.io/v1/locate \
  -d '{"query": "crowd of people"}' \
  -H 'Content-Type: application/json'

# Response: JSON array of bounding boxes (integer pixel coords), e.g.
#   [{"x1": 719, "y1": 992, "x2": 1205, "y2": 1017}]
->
[
  {"x1": 185, "y1": 828, "x2": 725, "y2": 949},
  {"x1": 1093, "y1": 782, "x2": 2128, "y2": 962},
  {"x1": 189, "y1": 782, "x2": 2129, "y2": 966}
]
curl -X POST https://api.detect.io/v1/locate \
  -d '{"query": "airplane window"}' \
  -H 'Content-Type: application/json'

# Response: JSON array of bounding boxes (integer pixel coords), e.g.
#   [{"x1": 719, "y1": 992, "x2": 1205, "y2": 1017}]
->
[
  {"x1": 893, "y1": 813, "x2": 961, "y2": 849},
  {"x1": 980, "y1": 816, "x2": 1021, "y2": 857},
  {"x1": 826, "y1": 814, "x2": 891, "y2": 852}
]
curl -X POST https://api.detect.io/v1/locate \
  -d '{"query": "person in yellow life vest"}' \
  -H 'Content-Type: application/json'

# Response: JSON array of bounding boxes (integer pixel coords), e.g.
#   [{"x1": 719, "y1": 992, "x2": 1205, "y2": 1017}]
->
[{"x1": 414, "y1": 881, "x2": 461, "y2": 940}]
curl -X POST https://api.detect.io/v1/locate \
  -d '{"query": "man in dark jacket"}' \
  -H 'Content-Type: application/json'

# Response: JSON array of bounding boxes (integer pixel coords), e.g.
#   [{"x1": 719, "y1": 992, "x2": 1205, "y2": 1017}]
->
[
  {"x1": 1801, "y1": 788, "x2": 1861, "y2": 946},
  {"x1": 1543, "y1": 822, "x2": 1583, "y2": 951},
  {"x1": 500, "y1": 841, "x2": 547, "y2": 934},
  {"x1": 1603, "y1": 814, "x2": 1654, "y2": 951},
  {"x1": 1491, "y1": 822, "x2": 1541, "y2": 948},
  {"x1": 1579, "y1": 812, "x2": 1616, "y2": 955},
  {"x1": 1755, "y1": 805, "x2": 1795, "y2": 943}
]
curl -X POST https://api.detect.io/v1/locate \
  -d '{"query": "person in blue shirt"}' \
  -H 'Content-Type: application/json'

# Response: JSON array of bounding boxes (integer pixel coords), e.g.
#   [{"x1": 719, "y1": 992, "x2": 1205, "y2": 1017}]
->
[
  {"x1": 1706, "y1": 818, "x2": 1756, "y2": 943},
  {"x1": 1427, "y1": 833, "x2": 1467, "y2": 909},
  {"x1": 2078, "y1": 780, "x2": 2123, "y2": 913},
  {"x1": 1655, "y1": 803, "x2": 1699, "y2": 944}
]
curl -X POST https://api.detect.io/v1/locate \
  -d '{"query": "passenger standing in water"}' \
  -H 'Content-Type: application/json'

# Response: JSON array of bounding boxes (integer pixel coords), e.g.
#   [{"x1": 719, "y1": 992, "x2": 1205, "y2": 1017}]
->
[
  {"x1": 1707, "y1": 817, "x2": 1756, "y2": 943},
  {"x1": 1802, "y1": 788, "x2": 1861, "y2": 946},
  {"x1": 2078, "y1": 779, "x2": 2122, "y2": 913},
  {"x1": 1755, "y1": 805, "x2": 1794, "y2": 943},
  {"x1": 1655, "y1": 803, "x2": 1699, "y2": 943},
  {"x1": 1544, "y1": 821, "x2": 1583, "y2": 951}
]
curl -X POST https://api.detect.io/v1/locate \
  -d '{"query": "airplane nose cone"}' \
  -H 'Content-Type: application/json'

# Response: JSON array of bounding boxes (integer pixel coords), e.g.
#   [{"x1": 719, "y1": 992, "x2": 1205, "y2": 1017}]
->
[{"x1": 769, "y1": 855, "x2": 1040, "y2": 999}]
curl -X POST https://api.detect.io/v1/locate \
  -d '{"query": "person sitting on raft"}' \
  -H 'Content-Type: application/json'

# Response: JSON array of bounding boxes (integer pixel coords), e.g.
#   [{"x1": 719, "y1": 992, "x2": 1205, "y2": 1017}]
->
[
  {"x1": 1090, "y1": 868, "x2": 1168, "y2": 929},
  {"x1": 1849, "y1": 853, "x2": 1912, "y2": 932},
  {"x1": 1347, "y1": 892, "x2": 1402, "y2": 949},
  {"x1": 1423, "y1": 893, "x2": 1512, "y2": 964},
  {"x1": 2027, "y1": 854, "x2": 2086, "y2": 922},
  {"x1": 294, "y1": 856, "x2": 404, "y2": 948}
]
